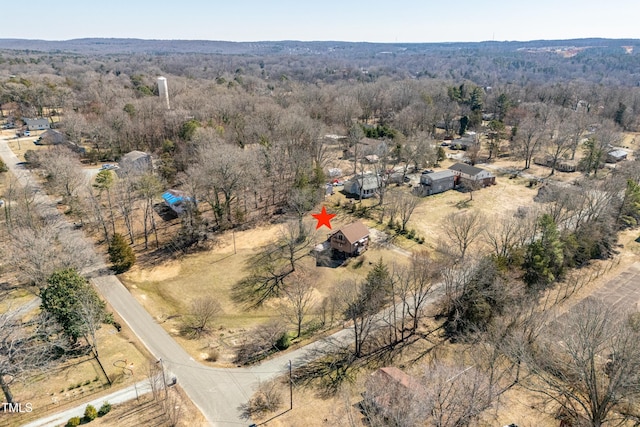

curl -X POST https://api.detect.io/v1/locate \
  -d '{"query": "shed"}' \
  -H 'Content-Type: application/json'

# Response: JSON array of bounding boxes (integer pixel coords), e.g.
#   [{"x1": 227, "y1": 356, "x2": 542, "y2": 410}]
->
[
  {"x1": 606, "y1": 149, "x2": 628, "y2": 163},
  {"x1": 344, "y1": 173, "x2": 380, "y2": 199},
  {"x1": 448, "y1": 163, "x2": 495, "y2": 186},
  {"x1": 23, "y1": 118, "x2": 50, "y2": 131},
  {"x1": 329, "y1": 221, "x2": 369, "y2": 257},
  {"x1": 419, "y1": 170, "x2": 455, "y2": 196},
  {"x1": 534, "y1": 156, "x2": 577, "y2": 172},
  {"x1": 161, "y1": 189, "x2": 192, "y2": 214}
]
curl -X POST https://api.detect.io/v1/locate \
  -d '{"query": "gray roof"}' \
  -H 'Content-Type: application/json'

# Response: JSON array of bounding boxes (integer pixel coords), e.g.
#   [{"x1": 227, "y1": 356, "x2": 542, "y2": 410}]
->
[
  {"x1": 348, "y1": 174, "x2": 380, "y2": 191},
  {"x1": 24, "y1": 118, "x2": 49, "y2": 127},
  {"x1": 121, "y1": 150, "x2": 150, "y2": 162},
  {"x1": 39, "y1": 129, "x2": 65, "y2": 144},
  {"x1": 448, "y1": 163, "x2": 487, "y2": 177},
  {"x1": 424, "y1": 170, "x2": 455, "y2": 181},
  {"x1": 608, "y1": 149, "x2": 627, "y2": 158}
]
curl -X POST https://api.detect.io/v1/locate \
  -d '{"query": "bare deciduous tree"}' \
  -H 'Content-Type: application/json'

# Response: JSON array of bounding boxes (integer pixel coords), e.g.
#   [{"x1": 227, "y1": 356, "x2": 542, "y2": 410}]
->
[
  {"x1": 0, "y1": 309, "x2": 67, "y2": 404},
  {"x1": 389, "y1": 192, "x2": 419, "y2": 233},
  {"x1": 520, "y1": 299, "x2": 640, "y2": 426},
  {"x1": 483, "y1": 213, "x2": 528, "y2": 262},
  {"x1": 441, "y1": 210, "x2": 485, "y2": 261},
  {"x1": 181, "y1": 297, "x2": 223, "y2": 339},
  {"x1": 423, "y1": 363, "x2": 493, "y2": 427},
  {"x1": 280, "y1": 272, "x2": 316, "y2": 338},
  {"x1": 42, "y1": 147, "x2": 87, "y2": 202}
]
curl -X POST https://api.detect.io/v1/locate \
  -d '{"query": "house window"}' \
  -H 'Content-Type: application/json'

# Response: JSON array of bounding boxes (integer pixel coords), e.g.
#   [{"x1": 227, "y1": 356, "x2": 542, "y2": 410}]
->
[{"x1": 337, "y1": 234, "x2": 344, "y2": 241}]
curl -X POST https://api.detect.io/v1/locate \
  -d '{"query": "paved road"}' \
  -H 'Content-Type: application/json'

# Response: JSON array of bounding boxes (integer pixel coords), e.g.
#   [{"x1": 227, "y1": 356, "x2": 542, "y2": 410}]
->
[
  {"x1": 0, "y1": 137, "x2": 256, "y2": 426},
  {"x1": 579, "y1": 261, "x2": 640, "y2": 310},
  {"x1": 12, "y1": 132, "x2": 637, "y2": 425},
  {"x1": 1, "y1": 135, "x2": 445, "y2": 426},
  {"x1": 0, "y1": 136, "x2": 380, "y2": 426},
  {"x1": 22, "y1": 380, "x2": 152, "y2": 427}
]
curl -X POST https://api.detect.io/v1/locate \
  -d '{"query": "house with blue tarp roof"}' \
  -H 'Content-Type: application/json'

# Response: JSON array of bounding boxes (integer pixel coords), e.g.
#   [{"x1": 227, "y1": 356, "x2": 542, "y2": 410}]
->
[{"x1": 162, "y1": 189, "x2": 192, "y2": 214}]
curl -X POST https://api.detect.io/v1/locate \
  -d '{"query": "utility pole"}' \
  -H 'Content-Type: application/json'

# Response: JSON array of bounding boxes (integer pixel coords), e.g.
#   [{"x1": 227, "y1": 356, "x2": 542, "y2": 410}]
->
[
  {"x1": 232, "y1": 228, "x2": 236, "y2": 254},
  {"x1": 158, "y1": 358, "x2": 168, "y2": 399},
  {"x1": 289, "y1": 360, "x2": 293, "y2": 410}
]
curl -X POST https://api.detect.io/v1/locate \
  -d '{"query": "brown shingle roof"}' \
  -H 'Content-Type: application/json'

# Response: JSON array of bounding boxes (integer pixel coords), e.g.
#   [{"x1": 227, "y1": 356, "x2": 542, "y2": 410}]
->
[
  {"x1": 376, "y1": 367, "x2": 424, "y2": 391},
  {"x1": 336, "y1": 221, "x2": 368, "y2": 244}
]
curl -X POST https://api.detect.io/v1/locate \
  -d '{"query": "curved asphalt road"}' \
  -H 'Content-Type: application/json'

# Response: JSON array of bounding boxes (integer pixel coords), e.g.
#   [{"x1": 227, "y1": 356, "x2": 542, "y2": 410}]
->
[{"x1": 0, "y1": 136, "x2": 366, "y2": 426}]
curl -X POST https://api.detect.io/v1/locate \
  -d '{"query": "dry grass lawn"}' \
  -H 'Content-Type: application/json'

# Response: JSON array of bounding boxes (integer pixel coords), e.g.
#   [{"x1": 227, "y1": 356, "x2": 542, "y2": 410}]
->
[
  {"x1": 120, "y1": 216, "x2": 412, "y2": 366},
  {"x1": 88, "y1": 386, "x2": 207, "y2": 427},
  {"x1": 408, "y1": 170, "x2": 539, "y2": 251},
  {"x1": 2, "y1": 303, "x2": 151, "y2": 427}
]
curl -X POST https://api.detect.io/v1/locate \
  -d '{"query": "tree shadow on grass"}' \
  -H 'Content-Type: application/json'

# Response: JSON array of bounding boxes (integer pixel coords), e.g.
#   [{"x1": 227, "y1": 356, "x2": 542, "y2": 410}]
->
[{"x1": 292, "y1": 342, "x2": 359, "y2": 398}]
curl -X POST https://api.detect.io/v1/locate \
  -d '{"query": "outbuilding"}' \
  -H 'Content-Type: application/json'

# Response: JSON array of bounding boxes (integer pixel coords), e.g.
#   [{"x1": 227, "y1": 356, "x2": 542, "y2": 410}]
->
[
  {"x1": 606, "y1": 149, "x2": 628, "y2": 163},
  {"x1": 418, "y1": 170, "x2": 455, "y2": 196},
  {"x1": 161, "y1": 189, "x2": 192, "y2": 215}
]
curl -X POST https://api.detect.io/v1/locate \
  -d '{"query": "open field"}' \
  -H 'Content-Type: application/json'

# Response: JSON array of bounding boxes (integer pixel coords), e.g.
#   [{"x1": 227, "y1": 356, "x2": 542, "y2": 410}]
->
[{"x1": 120, "y1": 218, "x2": 412, "y2": 366}]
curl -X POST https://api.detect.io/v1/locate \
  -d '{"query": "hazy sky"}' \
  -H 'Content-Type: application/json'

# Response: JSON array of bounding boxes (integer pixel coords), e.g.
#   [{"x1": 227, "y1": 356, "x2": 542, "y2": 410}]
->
[{"x1": 2, "y1": 0, "x2": 638, "y2": 43}]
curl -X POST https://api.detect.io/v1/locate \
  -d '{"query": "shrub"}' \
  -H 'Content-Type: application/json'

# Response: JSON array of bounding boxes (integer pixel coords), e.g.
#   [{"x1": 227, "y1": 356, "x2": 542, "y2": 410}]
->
[
  {"x1": 406, "y1": 229, "x2": 416, "y2": 239},
  {"x1": 24, "y1": 150, "x2": 41, "y2": 167},
  {"x1": 108, "y1": 233, "x2": 136, "y2": 273},
  {"x1": 205, "y1": 349, "x2": 219, "y2": 362},
  {"x1": 65, "y1": 417, "x2": 81, "y2": 427},
  {"x1": 0, "y1": 158, "x2": 7, "y2": 173},
  {"x1": 275, "y1": 332, "x2": 292, "y2": 350},
  {"x1": 98, "y1": 401, "x2": 112, "y2": 417},
  {"x1": 241, "y1": 381, "x2": 283, "y2": 418},
  {"x1": 84, "y1": 404, "x2": 98, "y2": 421}
]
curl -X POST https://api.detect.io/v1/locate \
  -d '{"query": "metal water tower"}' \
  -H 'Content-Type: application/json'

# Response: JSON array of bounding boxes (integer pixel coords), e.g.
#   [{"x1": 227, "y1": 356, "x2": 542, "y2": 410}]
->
[{"x1": 157, "y1": 76, "x2": 170, "y2": 110}]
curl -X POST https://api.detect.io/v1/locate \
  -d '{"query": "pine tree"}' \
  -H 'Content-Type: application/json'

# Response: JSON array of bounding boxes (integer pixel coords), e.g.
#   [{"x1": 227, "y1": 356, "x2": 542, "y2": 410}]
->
[
  {"x1": 523, "y1": 214, "x2": 564, "y2": 292},
  {"x1": 108, "y1": 233, "x2": 136, "y2": 273}
]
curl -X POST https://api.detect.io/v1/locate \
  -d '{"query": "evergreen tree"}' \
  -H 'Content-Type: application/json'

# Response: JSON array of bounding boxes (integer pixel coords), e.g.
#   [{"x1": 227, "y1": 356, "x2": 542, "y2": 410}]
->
[
  {"x1": 41, "y1": 269, "x2": 110, "y2": 343},
  {"x1": 361, "y1": 258, "x2": 392, "y2": 310},
  {"x1": 523, "y1": 214, "x2": 564, "y2": 292},
  {"x1": 108, "y1": 233, "x2": 136, "y2": 273},
  {"x1": 618, "y1": 179, "x2": 640, "y2": 228}
]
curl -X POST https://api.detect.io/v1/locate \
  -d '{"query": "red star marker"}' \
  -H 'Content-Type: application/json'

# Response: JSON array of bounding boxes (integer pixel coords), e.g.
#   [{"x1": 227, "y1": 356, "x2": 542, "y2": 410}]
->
[{"x1": 312, "y1": 206, "x2": 336, "y2": 230}]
